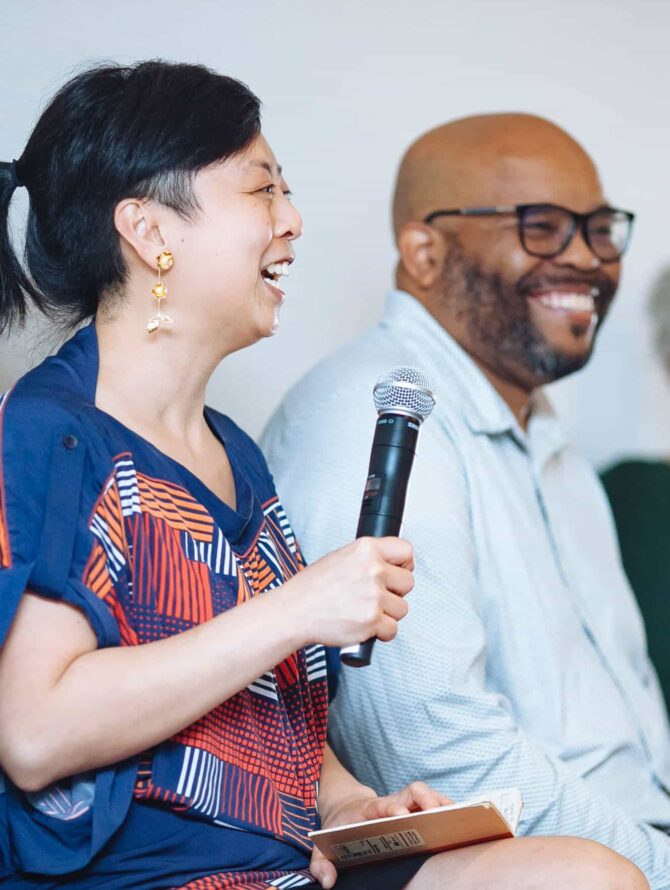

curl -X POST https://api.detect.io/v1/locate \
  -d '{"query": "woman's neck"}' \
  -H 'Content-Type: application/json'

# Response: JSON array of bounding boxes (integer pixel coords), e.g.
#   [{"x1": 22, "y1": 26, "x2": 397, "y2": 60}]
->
[{"x1": 94, "y1": 308, "x2": 222, "y2": 444}]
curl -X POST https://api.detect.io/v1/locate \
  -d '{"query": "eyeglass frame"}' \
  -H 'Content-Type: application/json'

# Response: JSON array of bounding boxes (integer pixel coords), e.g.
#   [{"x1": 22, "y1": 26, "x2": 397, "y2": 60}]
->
[{"x1": 422, "y1": 203, "x2": 636, "y2": 263}]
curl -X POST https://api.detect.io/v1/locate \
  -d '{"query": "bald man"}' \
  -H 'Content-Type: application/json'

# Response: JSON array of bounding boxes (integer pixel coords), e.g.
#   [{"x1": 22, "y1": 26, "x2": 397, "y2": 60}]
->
[{"x1": 261, "y1": 114, "x2": 670, "y2": 886}]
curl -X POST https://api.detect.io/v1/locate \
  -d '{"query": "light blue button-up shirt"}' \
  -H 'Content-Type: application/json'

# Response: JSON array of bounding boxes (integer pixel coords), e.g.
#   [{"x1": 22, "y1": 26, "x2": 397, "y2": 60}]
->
[{"x1": 262, "y1": 289, "x2": 670, "y2": 887}]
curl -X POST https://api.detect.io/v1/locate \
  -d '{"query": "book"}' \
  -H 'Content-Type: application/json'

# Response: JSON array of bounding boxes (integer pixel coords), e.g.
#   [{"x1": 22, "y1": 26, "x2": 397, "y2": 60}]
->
[{"x1": 309, "y1": 787, "x2": 523, "y2": 868}]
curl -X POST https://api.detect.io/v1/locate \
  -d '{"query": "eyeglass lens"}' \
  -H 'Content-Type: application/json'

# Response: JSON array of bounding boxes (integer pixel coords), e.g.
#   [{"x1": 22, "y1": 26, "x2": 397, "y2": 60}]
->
[{"x1": 520, "y1": 206, "x2": 631, "y2": 261}]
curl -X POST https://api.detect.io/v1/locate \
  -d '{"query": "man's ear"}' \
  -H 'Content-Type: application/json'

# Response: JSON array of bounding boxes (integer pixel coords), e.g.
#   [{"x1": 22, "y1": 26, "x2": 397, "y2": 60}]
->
[
  {"x1": 114, "y1": 198, "x2": 167, "y2": 271},
  {"x1": 397, "y1": 222, "x2": 448, "y2": 290}
]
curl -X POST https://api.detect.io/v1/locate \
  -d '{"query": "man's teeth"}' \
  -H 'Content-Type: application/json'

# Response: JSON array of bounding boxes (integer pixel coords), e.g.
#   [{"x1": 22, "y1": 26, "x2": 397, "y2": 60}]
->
[
  {"x1": 263, "y1": 261, "x2": 291, "y2": 279},
  {"x1": 536, "y1": 292, "x2": 596, "y2": 312}
]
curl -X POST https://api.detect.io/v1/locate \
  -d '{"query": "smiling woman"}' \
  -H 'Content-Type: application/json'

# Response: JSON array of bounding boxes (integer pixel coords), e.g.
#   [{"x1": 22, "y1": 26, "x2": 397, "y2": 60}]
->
[
  {"x1": 0, "y1": 60, "x2": 413, "y2": 889},
  {"x1": 0, "y1": 61, "x2": 649, "y2": 890}
]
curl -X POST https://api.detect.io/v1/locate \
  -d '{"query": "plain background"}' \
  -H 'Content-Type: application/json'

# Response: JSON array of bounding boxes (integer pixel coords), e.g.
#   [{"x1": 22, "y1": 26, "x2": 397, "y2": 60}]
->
[{"x1": 1, "y1": 0, "x2": 669, "y2": 469}]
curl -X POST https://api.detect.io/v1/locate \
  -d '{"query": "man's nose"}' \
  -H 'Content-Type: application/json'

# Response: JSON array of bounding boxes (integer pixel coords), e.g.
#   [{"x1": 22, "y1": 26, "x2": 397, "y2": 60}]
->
[{"x1": 555, "y1": 225, "x2": 600, "y2": 271}]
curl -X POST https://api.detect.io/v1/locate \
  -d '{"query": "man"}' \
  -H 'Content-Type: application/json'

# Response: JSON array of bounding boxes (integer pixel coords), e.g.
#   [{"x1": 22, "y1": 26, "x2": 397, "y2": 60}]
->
[{"x1": 261, "y1": 114, "x2": 670, "y2": 887}]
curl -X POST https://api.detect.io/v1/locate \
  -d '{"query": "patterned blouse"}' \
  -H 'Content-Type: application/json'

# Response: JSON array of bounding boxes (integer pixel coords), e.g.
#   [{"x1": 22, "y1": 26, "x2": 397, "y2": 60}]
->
[{"x1": 0, "y1": 323, "x2": 330, "y2": 888}]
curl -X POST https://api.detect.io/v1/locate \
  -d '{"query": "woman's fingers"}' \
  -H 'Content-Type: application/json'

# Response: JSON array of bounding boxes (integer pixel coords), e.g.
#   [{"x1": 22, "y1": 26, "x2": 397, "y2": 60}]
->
[
  {"x1": 375, "y1": 614, "x2": 400, "y2": 642},
  {"x1": 375, "y1": 592, "x2": 409, "y2": 641},
  {"x1": 363, "y1": 796, "x2": 410, "y2": 819},
  {"x1": 310, "y1": 846, "x2": 337, "y2": 889},
  {"x1": 290, "y1": 535, "x2": 415, "y2": 648},
  {"x1": 382, "y1": 564, "x2": 415, "y2": 597},
  {"x1": 381, "y1": 589, "x2": 410, "y2": 620},
  {"x1": 372, "y1": 537, "x2": 415, "y2": 570},
  {"x1": 369, "y1": 783, "x2": 455, "y2": 816},
  {"x1": 398, "y1": 781, "x2": 452, "y2": 811}
]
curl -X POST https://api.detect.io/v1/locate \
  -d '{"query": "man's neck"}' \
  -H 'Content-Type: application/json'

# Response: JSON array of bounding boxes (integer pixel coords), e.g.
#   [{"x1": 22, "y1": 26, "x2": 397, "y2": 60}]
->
[
  {"x1": 470, "y1": 358, "x2": 533, "y2": 431},
  {"x1": 402, "y1": 286, "x2": 534, "y2": 431}
]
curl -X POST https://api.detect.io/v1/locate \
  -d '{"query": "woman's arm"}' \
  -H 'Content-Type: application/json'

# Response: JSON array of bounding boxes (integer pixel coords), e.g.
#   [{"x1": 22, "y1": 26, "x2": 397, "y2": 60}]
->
[
  {"x1": 317, "y1": 744, "x2": 452, "y2": 826},
  {"x1": 316, "y1": 743, "x2": 379, "y2": 826},
  {"x1": 0, "y1": 537, "x2": 413, "y2": 792},
  {"x1": 311, "y1": 744, "x2": 452, "y2": 888}
]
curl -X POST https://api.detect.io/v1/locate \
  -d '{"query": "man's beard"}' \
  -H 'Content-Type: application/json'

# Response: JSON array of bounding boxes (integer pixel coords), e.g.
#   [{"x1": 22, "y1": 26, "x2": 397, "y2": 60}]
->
[{"x1": 438, "y1": 238, "x2": 616, "y2": 386}]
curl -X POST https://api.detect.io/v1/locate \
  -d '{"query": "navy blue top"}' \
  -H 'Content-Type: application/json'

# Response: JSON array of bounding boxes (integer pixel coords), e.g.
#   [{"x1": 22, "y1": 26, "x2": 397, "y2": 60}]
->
[{"x1": 0, "y1": 323, "x2": 336, "y2": 888}]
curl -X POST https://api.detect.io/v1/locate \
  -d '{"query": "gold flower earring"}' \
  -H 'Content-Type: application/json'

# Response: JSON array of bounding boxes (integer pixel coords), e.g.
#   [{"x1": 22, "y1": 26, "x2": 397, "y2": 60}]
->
[{"x1": 147, "y1": 250, "x2": 174, "y2": 333}]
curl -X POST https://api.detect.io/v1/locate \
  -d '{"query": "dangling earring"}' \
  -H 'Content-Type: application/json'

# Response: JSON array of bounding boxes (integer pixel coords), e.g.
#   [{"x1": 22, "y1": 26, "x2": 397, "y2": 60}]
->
[{"x1": 147, "y1": 250, "x2": 174, "y2": 333}]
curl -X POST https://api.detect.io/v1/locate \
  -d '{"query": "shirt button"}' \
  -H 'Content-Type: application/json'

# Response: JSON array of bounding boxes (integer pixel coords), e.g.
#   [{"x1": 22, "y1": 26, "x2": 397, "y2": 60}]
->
[{"x1": 63, "y1": 434, "x2": 78, "y2": 450}]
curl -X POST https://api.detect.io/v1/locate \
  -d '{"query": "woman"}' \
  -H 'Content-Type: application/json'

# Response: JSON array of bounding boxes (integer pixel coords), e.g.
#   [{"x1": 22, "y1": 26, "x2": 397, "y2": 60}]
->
[{"x1": 0, "y1": 61, "x2": 647, "y2": 889}]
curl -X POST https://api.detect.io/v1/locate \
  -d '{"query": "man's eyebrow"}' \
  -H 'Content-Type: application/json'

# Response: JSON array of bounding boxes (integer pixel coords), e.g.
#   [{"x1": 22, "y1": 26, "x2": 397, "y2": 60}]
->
[{"x1": 247, "y1": 160, "x2": 283, "y2": 177}]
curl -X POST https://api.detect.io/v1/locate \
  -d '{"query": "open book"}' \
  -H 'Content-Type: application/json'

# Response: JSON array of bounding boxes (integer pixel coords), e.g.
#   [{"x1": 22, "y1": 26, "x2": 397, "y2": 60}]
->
[{"x1": 309, "y1": 788, "x2": 523, "y2": 868}]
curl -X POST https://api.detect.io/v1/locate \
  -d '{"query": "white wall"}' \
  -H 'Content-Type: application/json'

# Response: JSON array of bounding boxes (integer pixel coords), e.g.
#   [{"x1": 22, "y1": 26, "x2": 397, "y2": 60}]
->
[{"x1": 1, "y1": 0, "x2": 669, "y2": 469}]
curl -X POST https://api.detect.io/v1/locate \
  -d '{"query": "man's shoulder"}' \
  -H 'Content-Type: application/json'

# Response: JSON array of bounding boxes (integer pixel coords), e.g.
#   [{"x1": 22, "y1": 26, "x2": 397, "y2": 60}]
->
[
  {"x1": 261, "y1": 329, "x2": 397, "y2": 461},
  {"x1": 282, "y1": 328, "x2": 403, "y2": 417},
  {"x1": 266, "y1": 319, "x2": 464, "y2": 429},
  {"x1": 263, "y1": 321, "x2": 471, "y2": 464}
]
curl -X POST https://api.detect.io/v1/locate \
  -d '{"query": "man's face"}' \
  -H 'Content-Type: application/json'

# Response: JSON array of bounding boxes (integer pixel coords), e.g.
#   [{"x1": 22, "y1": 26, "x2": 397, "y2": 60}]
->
[{"x1": 433, "y1": 156, "x2": 622, "y2": 390}]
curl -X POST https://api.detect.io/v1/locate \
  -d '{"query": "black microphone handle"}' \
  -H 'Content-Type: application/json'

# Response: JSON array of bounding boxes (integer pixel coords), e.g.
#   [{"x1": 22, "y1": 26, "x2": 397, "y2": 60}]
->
[{"x1": 340, "y1": 413, "x2": 419, "y2": 668}]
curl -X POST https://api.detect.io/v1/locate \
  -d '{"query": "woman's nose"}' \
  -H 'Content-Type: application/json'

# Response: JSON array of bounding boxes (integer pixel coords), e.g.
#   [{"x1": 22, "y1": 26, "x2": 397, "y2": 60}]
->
[{"x1": 274, "y1": 194, "x2": 303, "y2": 240}]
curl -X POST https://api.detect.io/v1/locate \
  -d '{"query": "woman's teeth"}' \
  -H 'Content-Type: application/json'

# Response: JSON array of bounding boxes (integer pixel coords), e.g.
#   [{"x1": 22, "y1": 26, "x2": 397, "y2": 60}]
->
[
  {"x1": 262, "y1": 261, "x2": 291, "y2": 281},
  {"x1": 536, "y1": 292, "x2": 596, "y2": 313}
]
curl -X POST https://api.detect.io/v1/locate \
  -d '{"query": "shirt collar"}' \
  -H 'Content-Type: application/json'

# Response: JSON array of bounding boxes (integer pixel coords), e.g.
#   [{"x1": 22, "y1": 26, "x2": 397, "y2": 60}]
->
[
  {"x1": 526, "y1": 388, "x2": 568, "y2": 468},
  {"x1": 381, "y1": 289, "x2": 566, "y2": 462},
  {"x1": 51, "y1": 319, "x2": 99, "y2": 404}
]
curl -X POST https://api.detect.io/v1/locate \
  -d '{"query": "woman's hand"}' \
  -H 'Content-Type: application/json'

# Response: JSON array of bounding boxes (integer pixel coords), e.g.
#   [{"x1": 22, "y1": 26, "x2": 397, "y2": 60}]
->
[
  {"x1": 310, "y1": 781, "x2": 453, "y2": 888},
  {"x1": 327, "y1": 781, "x2": 454, "y2": 823},
  {"x1": 283, "y1": 536, "x2": 415, "y2": 648}
]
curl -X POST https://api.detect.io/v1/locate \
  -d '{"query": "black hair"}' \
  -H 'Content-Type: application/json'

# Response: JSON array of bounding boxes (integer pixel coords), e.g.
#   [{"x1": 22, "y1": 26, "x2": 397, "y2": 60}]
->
[{"x1": 0, "y1": 60, "x2": 262, "y2": 332}]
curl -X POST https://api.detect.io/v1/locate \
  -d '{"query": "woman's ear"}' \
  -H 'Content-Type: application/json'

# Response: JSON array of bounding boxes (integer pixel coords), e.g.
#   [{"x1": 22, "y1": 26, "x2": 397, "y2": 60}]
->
[
  {"x1": 114, "y1": 198, "x2": 167, "y2": 271},
  {"x1": 397, "y1": 222, "x2": 448, "y2": 290}
]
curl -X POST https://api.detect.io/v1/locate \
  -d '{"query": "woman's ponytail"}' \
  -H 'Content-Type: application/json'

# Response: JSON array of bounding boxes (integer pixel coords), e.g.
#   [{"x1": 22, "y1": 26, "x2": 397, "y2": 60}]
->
[{"x1": 0, "y1": 159, "x2": 42, "y2": 333}]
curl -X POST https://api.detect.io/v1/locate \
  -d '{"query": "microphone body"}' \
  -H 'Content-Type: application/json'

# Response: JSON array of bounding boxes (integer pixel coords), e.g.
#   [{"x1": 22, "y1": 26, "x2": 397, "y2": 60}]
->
[
  {"x1": 339, "y1": 412, "x2": 420, "y2": 668},
  {"x1": 339, "y1": 366, "x2": 434, "y2": 668},
  {"x1": 355, "y1": 412, "x2": 420, "y2": 539}
]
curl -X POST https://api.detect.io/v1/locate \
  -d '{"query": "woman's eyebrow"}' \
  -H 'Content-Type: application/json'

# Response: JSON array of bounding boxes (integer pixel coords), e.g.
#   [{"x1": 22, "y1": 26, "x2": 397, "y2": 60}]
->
[{"x1": 246, "y1": 160, "x2": 283, "y2": 177}]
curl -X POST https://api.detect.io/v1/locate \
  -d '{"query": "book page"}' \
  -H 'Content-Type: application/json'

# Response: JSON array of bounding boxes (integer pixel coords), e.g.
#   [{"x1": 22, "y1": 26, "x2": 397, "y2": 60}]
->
[
  {"x1": 456, "y1": 788, "x2": 523, "y2": 833},
  {"x1": 486, "y1": 788, "x2": 523, "y2": 833}
]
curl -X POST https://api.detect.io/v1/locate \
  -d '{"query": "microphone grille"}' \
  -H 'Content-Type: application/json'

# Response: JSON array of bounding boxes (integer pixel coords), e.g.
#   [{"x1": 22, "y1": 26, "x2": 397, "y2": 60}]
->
[{"x1": 373, "y1": 366, "x2": 435, "y2": 423}]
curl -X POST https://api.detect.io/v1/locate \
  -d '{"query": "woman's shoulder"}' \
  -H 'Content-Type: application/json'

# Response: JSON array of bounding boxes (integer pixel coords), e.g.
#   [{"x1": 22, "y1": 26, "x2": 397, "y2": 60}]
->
[
  {"x1": 0, "y1": 356, "x2": 101, "y2": 594},
  {"x1": 0, "y1": 372, "x2": 97, "y2": 512},
  {"x1": 2, "y1": 325, "x2": 98, "y2": 441},
  {"x1": 0, "y1": 328, "x2": 110, "y2": 533}
]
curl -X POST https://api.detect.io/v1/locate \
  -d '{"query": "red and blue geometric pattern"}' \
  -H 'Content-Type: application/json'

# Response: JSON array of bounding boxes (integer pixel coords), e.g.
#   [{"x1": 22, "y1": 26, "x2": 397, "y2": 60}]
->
[{"x1": 82, "y1": 453, "x2": 329, "y2": 885}]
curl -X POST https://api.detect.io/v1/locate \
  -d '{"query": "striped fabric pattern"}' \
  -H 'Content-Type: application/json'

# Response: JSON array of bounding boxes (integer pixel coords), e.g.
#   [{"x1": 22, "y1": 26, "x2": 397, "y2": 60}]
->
[
  {"x1": 179, "y1": 868, "x2": 313, "y2": 889},
  {"x1": 80, "y1": 453, "x2": 328, "y2": 888}
]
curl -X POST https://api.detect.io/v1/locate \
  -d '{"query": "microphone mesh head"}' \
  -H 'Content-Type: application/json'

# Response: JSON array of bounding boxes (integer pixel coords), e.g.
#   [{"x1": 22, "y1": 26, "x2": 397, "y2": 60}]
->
[{"x1": 373, "y1": 366, "x2": 435, "y2": 423}]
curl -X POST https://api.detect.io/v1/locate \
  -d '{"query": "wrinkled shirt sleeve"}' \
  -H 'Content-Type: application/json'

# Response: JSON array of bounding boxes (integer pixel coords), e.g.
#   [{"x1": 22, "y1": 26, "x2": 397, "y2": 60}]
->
[{"x1": 0, "y1": 390, "x2": 136, "y2": 877}]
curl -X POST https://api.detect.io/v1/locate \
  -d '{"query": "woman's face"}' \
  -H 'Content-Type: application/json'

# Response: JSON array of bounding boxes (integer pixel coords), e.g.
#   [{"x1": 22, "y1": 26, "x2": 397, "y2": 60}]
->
[{"x1": 163, "y1": 133, "x2": 302, "y2": 354}]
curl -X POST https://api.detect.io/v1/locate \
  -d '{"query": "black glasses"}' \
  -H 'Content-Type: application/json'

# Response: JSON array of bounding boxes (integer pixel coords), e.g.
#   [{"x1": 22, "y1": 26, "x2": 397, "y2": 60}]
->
[{"x1": 423, "y1": 203, "x2": 635, "y2": 263}]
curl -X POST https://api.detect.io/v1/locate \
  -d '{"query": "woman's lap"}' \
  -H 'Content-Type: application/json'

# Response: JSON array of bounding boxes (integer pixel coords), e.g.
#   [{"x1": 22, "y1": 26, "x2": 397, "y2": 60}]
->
[
  {"x1": 3, "y1": 800, "x2": 436, "y2": 889},
  {"x1": 4, "y1": 800, "x2": 311, "y2": 889}
]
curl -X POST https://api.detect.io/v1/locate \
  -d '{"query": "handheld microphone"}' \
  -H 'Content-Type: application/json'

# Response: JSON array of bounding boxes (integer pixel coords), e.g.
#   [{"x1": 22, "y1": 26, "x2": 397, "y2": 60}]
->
[{"x1": 340, "y1": 367, "x2": 435, "y2": 668}]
